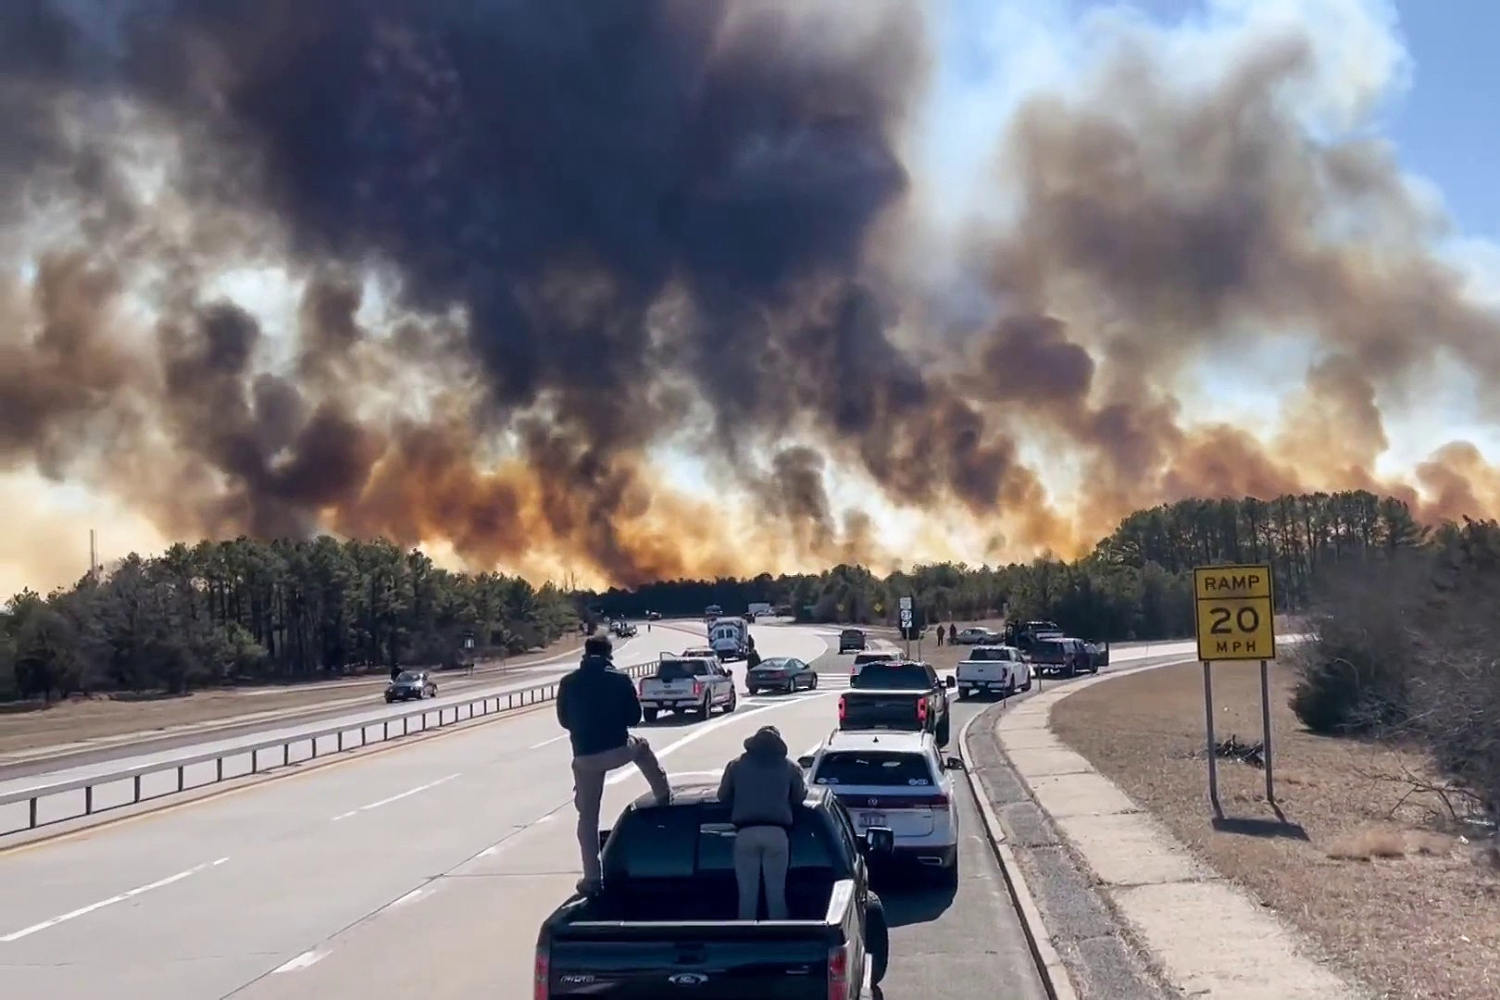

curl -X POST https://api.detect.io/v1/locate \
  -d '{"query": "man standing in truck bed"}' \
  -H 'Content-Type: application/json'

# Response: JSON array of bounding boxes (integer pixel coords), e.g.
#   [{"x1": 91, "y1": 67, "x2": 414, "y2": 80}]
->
[{"x1": 557, "y1": 634, "x2": 672, "y2": 895}]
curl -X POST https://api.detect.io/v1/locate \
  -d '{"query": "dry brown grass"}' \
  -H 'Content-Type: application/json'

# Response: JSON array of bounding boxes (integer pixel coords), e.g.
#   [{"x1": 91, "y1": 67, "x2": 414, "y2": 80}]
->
[
  {"x1": 0, "y1": 634, "x2": 582, "y2": 757},
  {"x1": 1052, "y1": 659, "x2": 1500, "y2": 1000}
]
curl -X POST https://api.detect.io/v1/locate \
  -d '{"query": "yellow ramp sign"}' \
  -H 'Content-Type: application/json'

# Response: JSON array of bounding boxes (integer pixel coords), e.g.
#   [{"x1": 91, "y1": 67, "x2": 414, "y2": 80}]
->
[{"x1": 1193, "y1": 564, "x2": 1276, "y2": 661}]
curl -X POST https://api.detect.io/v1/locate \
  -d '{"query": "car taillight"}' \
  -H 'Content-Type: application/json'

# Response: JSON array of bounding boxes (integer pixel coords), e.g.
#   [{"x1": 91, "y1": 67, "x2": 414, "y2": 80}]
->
[
  {"x1": 915, "y1": 697, "x2": 928, "y2": 723},
  {"x1": 533, "y1": 942, "x2": 550, "y2": 999},
  {"x1": 692, "y1": 680, "x2": 703, "y2": 697},
  {"x1": 837, "y1": 695, "x2": 847, "y2": 722},
  {"x1": 827, "y1": 942, "x2": 850, "y2": 1000}
]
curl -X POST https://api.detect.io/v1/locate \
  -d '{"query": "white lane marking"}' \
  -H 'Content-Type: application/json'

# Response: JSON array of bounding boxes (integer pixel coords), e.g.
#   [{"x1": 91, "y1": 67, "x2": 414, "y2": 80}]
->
[
  {"x1": 272, "y1": 949, "x2": 327, "y2": 973},
  {"x1": 1, "y1": 857, "x2": 229, "y2": 943},
  {"x1": 529, "y1": 734, "x2": 567, "y2": 750},
  {"x1": 607, "y1": 693, "x2": 837, "y2": 788},
  {"x1": 331, "y1": 772, "x2": 462, "y2": 821},
  {"x1": 389, "y1": 886, "x2": 428, "y2": 909}
]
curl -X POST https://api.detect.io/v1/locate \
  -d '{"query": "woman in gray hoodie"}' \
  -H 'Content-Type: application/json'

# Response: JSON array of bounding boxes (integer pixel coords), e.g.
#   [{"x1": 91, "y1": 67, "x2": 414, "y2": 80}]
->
[{"x1": 717, "y1": 725, "x2": 807, "y2": 920}]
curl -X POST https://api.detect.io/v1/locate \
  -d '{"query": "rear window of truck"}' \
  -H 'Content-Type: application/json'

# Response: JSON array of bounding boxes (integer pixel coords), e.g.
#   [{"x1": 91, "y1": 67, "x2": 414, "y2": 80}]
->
[
  {"x1": 605, "y1": 807, "x2": 834, "y2": 879},
  {"x1": 849, "y1": 664, "x2": 931, "y2": 689},
  {"x1": 657, "y1": 659, "x2": 711, "y2": 680}
]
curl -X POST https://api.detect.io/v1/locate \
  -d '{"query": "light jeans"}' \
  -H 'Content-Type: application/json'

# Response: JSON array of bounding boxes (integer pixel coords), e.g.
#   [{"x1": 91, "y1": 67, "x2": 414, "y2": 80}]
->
[
  {"x1": 572, "y1": 736, "x2": 670, "y2": 883},
  {"x1": 734, "y1": 825, "x2": 790, "y2": 920}
]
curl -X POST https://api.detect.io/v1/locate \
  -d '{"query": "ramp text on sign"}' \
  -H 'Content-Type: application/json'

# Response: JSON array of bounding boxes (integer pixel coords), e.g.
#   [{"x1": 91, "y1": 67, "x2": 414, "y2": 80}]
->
[{"x1": 1193, "y1": 564, "x2": 1276, "y2": 661}]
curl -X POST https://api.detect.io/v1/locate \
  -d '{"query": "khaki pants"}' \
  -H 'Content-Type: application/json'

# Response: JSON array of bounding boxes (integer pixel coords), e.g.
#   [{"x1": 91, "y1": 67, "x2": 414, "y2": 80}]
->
[
  {"x1": 734, "y1": 825, "x2": 790, "y2": 920},
  {"x1": 572, "y1": 736, "x2": 670, "y2": 883}
]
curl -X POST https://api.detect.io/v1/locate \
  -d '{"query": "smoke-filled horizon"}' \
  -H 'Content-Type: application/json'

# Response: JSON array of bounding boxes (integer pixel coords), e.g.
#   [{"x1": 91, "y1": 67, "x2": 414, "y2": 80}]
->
[{"x1": 4, "y1": 0, "x2": 1500, "y2": 593}]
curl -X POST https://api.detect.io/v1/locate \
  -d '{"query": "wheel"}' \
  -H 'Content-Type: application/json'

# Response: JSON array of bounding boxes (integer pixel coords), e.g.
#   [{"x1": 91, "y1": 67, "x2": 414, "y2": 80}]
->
[
  {"x1": 384, "y1": 695, "x2": 395, "y2": 703},
  {"x1": 957, "y1": 687, "x2": 970, "y2": 701},
  {"x1": 697, "y1": 694, "x2": 711, "y2": 719},
  {"x1": 786, "y1": 681, "x2": 796, "y2": 695},
  {"x1": 723, "y1": 689, "x2": 737, "y2": 713},
  {"x1": 865, "y1": 893, "x2": 889, "y2": 985},
  {"x1": 938, "y1": 854, "x2": 959, "y2": 890},
  {"x1": 936, "y1": 716, "x2": 951, "y2": 746},
  {"x1": 810, "y1": 673, "x2": 818, "y2": 689},
  {"x1": 643, "y1": 708, "x2": 658, "y2": 723}
]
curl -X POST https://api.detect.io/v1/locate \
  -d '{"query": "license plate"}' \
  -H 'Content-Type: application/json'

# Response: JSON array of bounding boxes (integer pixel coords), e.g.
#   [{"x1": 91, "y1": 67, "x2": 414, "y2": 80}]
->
[{"x1": 854, "y1": 811, "x2": 886, "y2": 829}]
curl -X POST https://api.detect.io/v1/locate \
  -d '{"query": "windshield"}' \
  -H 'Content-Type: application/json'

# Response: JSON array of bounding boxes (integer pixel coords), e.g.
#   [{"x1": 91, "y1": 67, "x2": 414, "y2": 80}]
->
[
  {"x1": 841, "y1": 629, "x2": 863, "y2": 639},
  {"x1": 812, "y1": 751, "x2": 933, "y2": 786},
  {"x1": 968, "y1": 647, "x2": 1018, "y2": 661},
  {"x1": 850, "y1": 663, "x2": 931, "y2": 689},
  {"x1": 853, "y1": 652, "x2": 897, "y2": 665},
  {"x1": 657, "y1": 659, "x2": 711, "y2": 680},
  {"x1": 751, "y1": 658, "x2": 789, "y2": 670},
  {"x1": 394, "y1": 671, "x2": 422, "y2": 682}
]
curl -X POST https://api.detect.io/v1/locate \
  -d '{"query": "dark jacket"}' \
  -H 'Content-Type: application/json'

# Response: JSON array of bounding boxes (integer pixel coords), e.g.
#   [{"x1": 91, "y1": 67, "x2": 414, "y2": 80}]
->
[
  {"x1": 717, "y1": 728, "x2": 806, "y2": 830},
  {"x1": 556, "y1": 655, "x2": 642, "y2": 757}
]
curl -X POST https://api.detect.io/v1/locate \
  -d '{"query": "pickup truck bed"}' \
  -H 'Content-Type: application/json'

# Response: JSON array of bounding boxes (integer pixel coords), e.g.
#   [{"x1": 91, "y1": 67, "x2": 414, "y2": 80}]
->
[{"x1": 537, "y1": 785, "x2": 886, "y2": 999}]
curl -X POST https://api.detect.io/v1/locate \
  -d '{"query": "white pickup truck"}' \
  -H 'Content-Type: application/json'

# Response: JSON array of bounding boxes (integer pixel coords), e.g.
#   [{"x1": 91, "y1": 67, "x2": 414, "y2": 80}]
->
[
  {"x1": 955, "y1": 644, "x2": 1029, "y2": 700},
  {"x1": 638, "y1": 655, "x2": 738, "y2": 722}
]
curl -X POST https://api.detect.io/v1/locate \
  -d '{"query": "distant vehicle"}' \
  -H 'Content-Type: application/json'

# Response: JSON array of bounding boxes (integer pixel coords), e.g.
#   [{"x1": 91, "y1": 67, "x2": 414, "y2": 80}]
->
[
  {"x1": 1008, "y1": 620, "x2": 1065, "y2": 651},
  {"x1": 956, "y1": 644, "x2": 1028, "y2": 699},
  {"x1": 746, "y1": 656, "x2": 819, "y2": 695},
  {"x1": 1083, "y1": 641, "x2": 1110, "y2": 670},
  {"x1": 747, "y1": 601, "x2": 773, "y2": 618},
  {"x1": 610, "y1": 619, "x2": 637, "y2": 638},
  {"x1": 638, "y1": 656, "x2": 737, "y2": 721},
  {"x1": 708, "y1": 617, "x2": 751, "y2": 661},
  {"x1": 849, "y1": 649, "x2": 900, "y2": 679},
  {"x1": 951, "y1": 627, "x2": 996, "y2": 646},
  {"x1": 800, "y1": 729, "x2": 963, "y2": 887},
  {"x1": 838, "y1": 627, "x2": 867, "y2": 653},
  {"x1": 840, "y1": 660, "x2": 955, "y2": 745},
  {"x1": 536, "y1": 782, "x2": 891, "y2": 995},
  {"x1": 680, "y1": 645, "x2": 718, "y2": 660},
  {"x1": 704, "y1": 603, "x2": 722, "y2": 619},
  {"x1": 1027, "y1": 636, "x2": 1097, "y2": 678},
  {"x1": 385, "y1": 670, "x2": 437, "y2": 703},
  {"x1": 644, "y1": 610, "x2": 662, "y2": 621}
]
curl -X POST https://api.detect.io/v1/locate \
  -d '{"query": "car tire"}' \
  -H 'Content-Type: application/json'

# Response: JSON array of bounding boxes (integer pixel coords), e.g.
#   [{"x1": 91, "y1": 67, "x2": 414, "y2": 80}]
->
[
  {"x1": 865, "y1": 892, "x2": 890, "y2": 986},
  {"x1": 810, "y1": 673, "x2": 818, "y2": 689},
  {"x1": 384, "y1": 696, "x2": 394, "y2": 704},
  {"x1": 643, "y1": 708, "x2": 658, "y2": 723},
  {"x1": 936, "y1": 717, "x2": 951, "y2": 746},
  {"x1": 697, "y1": 695, "x2": 711, "y2": 719},
  {"x1": 956, "y1": 687, "x2": 969, "y2": 701},
  {"x1": 724, "y1": 689, "x2": 737, "y2": 714}
]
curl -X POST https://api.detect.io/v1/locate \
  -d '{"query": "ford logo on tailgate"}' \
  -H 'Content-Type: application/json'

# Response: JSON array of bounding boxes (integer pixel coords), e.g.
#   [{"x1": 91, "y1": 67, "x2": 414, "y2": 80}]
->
[{"x1": 668, "y1": 972, "x2": 708, "y2": 985}]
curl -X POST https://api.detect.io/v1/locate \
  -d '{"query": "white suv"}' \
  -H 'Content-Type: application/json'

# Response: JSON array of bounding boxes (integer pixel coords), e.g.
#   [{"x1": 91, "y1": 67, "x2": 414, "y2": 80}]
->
[{"x1": 799, "y1": 730, "x2": 962, "y2": 886}]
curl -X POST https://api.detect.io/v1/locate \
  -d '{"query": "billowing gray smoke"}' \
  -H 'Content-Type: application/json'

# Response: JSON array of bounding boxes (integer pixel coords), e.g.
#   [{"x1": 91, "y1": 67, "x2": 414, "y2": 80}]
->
[{"x1": 3, "y1": 2, "x2": 1500, "y2": 588}]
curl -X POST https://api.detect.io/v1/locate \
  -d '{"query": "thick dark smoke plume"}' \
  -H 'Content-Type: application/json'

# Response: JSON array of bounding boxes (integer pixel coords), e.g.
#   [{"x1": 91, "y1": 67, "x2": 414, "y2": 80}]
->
[{"x1": 3, "y1": 2, "x2": 1500, "y2": 589}]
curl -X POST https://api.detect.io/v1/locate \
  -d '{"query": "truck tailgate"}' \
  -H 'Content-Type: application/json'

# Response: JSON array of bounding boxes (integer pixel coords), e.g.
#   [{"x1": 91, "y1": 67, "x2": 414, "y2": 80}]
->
[
  {"x1": 548, "y1": 926, "x2": 832, "y2": 998},
  {"x1": 840, "y1": 690, "x2": 922, "y2": 729}
]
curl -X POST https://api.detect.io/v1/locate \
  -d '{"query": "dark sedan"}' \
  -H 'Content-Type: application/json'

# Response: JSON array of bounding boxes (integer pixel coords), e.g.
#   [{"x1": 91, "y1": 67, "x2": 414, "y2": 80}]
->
[
  {"x1": 385, "y1": 670, "x2": 437, "y2": 702},
  {"x1": 746, "y1": 656, "x2": 820, "y2": 695}
]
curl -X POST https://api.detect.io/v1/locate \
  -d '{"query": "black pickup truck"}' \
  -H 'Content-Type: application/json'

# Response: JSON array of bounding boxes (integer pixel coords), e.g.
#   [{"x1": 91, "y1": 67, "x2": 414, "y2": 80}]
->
[
  {"x1": 536, "y1": 783, "x2": 890, "y2": 998},
  {"x1": 1027, "y1": 636, "x2": 1106, "y2": 678},
  {"x1": 838, "y1": 660, "x2": 955, "y2": 745}
]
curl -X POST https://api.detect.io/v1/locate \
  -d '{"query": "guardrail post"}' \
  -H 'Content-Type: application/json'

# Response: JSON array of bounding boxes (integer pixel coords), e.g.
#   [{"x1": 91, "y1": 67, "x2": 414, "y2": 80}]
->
[
  {"x1": 283, "y1": 744, "x2": 289, "y2": 766},
  {"x1": 403, "y1": 716, "x2": 409, "y2": 736},
  {"x1": 384, "y1": 720, "x2": 390, "y2": 740},
  {"x1": 133, "y1": 775, "x2": 142, "y2": 804},
  {"x1": 217, "y1": 758, "x2": 224, "y2": 782},
  {"x1": 251, "y1": 748, "x2": 257, "y2": 774},
  {"x1": 337, "y1": 731, "x2": 344, "y2": 752},
  {"x1": 360, "y1": 727, "x2": 367, "y2": 747},
  {"x1": 85, "y1": 785, "x2": 93, "y2": 815},
  {"x1": 177, "y1": 765, "x2": 185, "y2": 791},
  {"x1": 29, "y1": 797, "x2": 38, "y2": 829}
]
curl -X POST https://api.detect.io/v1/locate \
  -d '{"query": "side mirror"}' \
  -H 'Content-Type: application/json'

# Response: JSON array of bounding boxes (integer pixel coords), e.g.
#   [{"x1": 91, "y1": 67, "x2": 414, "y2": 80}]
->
[
  {"x1": 864, "y1": 827, "x2": 894, "y2": 856},
  {"x1": 944, "y1": 675, "x2": 956, "y2": 689},
  {"x1": 598, "y1": 828, "x2": 611, "y2": 854},
  {"x1": 945, "y1": 755, "x2": 965, "y2": 770},
  {"x1": 797, "y1": 755, "x2": 815, "y2": 769}
]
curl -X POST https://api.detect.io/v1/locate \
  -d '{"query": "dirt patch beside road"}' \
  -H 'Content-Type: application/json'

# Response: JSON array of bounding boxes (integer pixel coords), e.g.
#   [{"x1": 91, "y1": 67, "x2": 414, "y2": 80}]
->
[
  {"x1": 0, "y1": 634, "x2": 582, "y2": 758},
  {"x1": 1051, "y1": 659, "x2": 1500, "y2": 1000}
]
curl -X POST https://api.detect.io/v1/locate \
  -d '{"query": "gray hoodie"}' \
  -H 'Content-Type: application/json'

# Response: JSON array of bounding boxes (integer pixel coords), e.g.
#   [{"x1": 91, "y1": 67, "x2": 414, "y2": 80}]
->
[{"x1": 717, "y1": 726, "x2": 807, "y2": 829}]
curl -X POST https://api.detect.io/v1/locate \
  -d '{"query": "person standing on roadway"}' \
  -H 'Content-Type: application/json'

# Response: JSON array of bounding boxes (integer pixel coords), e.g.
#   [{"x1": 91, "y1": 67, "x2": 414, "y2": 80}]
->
[
  {"x1": 557, "y1": 634, "x2": 671, "y2": 896},
  {"x1": 717, "y1": 725, "x2": 806, "y2": 920}
]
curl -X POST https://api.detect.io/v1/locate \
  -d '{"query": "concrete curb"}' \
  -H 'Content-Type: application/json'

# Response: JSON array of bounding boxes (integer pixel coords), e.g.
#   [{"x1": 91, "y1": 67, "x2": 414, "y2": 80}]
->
[{"x1": 958, "y1": 710, "x2": 1078, "y2": 1000}]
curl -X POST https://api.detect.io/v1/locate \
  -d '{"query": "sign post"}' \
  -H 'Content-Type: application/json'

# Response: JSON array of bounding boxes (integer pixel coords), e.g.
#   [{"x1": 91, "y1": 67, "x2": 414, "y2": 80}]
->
[
  {"x1": 1192, "y1": 563, "x2": 1277, "y2": 816},
  {"x1": 899, "y1": 596, "x2": 914, "y2": 657}
]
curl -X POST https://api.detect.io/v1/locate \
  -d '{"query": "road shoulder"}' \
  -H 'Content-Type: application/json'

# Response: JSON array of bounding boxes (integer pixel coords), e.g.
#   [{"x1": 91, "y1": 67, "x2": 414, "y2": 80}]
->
[{"x1": 986, "y1": 665, "x2": 1367, "y2": 1000}]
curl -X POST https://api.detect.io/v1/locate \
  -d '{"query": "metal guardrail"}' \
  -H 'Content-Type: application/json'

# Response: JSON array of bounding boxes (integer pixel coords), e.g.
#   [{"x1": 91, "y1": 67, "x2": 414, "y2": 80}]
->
[{"x1": 0, "y1": 662, "x2": 658, "y2": 837}]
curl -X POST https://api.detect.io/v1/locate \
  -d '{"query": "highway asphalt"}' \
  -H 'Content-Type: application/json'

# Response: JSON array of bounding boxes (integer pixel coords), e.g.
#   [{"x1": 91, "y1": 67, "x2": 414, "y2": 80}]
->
[{"x1": 0, "y1": 621, "x2": 1056, "y2": 999}]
